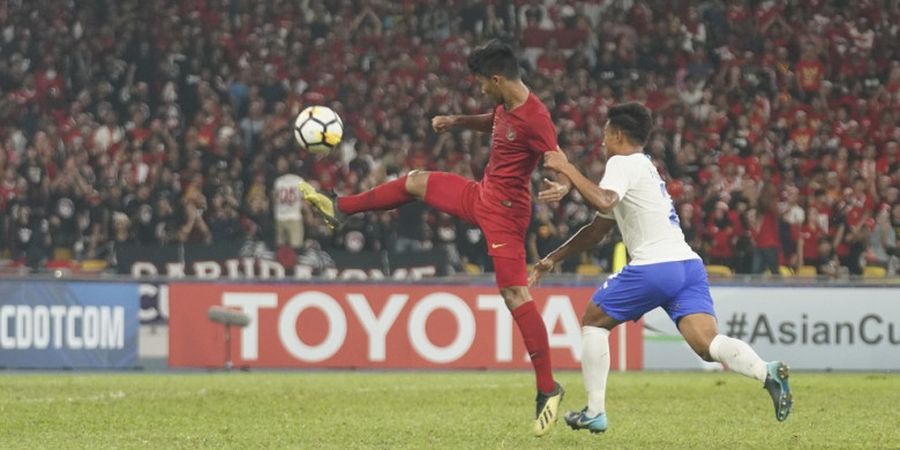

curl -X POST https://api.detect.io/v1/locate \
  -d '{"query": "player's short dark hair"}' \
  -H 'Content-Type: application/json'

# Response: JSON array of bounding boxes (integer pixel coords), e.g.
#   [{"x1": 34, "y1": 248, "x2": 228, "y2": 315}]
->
[
  {"x1": 467, "y1": 40, "x2": 521, "y2": 80},
  {"x1": 607, "y1": 102, "x2": 653, "y2": 145}
]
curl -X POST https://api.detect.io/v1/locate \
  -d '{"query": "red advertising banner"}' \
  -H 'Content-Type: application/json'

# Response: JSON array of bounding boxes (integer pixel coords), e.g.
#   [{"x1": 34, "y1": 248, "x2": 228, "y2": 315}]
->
[{"x1": 168, "y1": 283, "x2": 643, "y2": 370}]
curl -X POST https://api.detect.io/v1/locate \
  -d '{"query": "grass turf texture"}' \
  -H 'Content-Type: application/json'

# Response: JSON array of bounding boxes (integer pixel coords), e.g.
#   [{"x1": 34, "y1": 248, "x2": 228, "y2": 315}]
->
[{"x1": 1, "y1": 371, "x2": 897, "y2": 448}]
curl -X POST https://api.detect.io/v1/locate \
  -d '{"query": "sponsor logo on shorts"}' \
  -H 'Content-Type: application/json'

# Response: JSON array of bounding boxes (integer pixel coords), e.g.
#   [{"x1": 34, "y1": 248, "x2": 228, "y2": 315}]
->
[{"x1": 491, "y1": 243, "x2": 508, "y2": 249}]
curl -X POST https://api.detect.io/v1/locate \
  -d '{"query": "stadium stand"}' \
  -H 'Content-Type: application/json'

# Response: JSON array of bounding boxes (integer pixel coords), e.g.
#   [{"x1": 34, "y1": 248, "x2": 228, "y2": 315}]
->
[{"x1": 0, "y1": 0, "x2": 897, "y2": 278}]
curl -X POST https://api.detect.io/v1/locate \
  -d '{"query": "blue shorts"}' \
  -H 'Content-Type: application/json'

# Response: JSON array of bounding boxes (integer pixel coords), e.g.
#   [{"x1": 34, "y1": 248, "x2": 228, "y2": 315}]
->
[{"x1": 591, "y1": 259, "x2": 715, "y2": 323}]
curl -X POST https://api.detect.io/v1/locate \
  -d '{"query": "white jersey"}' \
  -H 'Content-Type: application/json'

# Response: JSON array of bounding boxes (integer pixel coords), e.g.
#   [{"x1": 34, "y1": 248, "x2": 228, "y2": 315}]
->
[
  {"x1": 273, "y1": 174, "x2": 304, "y2": 221},
  {"x1": 598, "y1": 153, "x2": 700, "y2": 265}
]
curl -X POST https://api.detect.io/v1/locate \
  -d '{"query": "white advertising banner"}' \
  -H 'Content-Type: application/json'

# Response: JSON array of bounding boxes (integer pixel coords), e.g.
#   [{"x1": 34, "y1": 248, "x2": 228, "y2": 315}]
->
[{"x1": 644, "y1": 287, "x2": 900, "y2": 370}]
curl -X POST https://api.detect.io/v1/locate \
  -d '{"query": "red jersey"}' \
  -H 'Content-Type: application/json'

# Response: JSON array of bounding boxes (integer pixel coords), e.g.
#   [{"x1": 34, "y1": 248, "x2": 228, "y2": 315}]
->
[
  {"x1": 796, "y1": 224, "x2": 822, "y2": 261},
  {"x1": 708, "y1": 225, "x2": 735, "y2": 259},
  {"x1": 752, "y1": 211, "x2": 780, "y2": 249},
  {"x1": 796, "y1": 59, "x2": 824, "y2": 93},
  {"x1": 481, "y1": 93, "x2": 557, "y2": 213}
]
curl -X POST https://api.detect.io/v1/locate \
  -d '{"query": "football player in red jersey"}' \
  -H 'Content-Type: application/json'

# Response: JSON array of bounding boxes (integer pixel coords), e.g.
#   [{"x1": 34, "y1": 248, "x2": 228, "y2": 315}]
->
[{"x1": 299, "y1": 40, "x2": 570, "y2": 436}]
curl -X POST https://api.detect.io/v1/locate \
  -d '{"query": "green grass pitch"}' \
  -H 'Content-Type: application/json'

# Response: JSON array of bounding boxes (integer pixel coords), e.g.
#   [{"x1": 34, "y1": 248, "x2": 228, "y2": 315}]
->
[{"x1": 2, "y1": 371, "x2": 898, "y2": 448}]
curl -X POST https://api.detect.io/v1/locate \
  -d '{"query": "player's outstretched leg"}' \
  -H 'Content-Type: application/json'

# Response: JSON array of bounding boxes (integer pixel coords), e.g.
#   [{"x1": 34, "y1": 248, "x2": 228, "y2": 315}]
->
[
  {"x1": 299, "y1": 172, "x2": 423, "y2": 229},
  {"x1": 679, "y1": 313, "x2": 793, "y2": 421}
]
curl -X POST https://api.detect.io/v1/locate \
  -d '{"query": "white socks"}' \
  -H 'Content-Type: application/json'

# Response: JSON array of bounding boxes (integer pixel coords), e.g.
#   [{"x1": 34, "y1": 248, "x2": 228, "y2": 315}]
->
[
  {"x1": 581, "y1": 326, "x2": 610, "y2": 417},
  {"x1": 709, "y1": 334, "x2": 767, "y2": 382},
  {"x1": 581, "y1": 330, "x2": 767, "y2": 418}
]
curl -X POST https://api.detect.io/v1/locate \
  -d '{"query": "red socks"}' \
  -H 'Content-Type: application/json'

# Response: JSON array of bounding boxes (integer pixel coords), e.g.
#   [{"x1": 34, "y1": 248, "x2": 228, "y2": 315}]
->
[
  {"x1": 512, "y1": 301, "x2": 555, "y2": 393},
  {"x1": 336, "y1": 175, "x2": 413, "y2": 214}
]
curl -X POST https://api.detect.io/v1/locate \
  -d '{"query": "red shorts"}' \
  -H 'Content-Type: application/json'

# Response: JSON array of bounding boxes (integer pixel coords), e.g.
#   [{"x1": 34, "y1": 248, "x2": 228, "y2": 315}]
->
[{"x1": 424, "y1": 172, "x2": 530, "y2": 288}]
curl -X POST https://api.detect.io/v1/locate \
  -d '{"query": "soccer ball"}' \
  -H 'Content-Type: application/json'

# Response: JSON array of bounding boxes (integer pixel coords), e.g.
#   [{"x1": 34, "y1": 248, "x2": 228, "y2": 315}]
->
[{"x1": 294, "y1": 106, "x2": 343, "y2": 154}]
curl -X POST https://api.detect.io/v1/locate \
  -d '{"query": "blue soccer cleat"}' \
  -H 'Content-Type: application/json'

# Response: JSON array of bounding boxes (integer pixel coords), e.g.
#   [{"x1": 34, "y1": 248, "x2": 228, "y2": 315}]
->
[
  {"x1": 764, "y1": 361, "x2": 793, "y2": 421},
  {"x1": 564, "y1": 407, "x2": 608, "y2": 434}
]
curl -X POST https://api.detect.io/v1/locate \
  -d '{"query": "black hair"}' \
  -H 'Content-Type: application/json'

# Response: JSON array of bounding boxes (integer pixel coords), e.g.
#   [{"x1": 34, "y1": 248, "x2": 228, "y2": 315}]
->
[
  {"x1": 607, "y1": 102, "x2": 653, "y2": 145},
  {"x1": 467, "y1": 40, "x2": 521, "y2": 80}
]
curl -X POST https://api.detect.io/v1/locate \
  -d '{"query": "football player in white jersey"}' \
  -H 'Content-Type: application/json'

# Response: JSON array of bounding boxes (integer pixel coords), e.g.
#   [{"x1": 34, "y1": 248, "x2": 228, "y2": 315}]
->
[
  {"x1": 532, "y1": 102, "x2": 792, "y2": 433},
  {"x1": 273, "y1": 158, "x2": 305, "y2": 249}
]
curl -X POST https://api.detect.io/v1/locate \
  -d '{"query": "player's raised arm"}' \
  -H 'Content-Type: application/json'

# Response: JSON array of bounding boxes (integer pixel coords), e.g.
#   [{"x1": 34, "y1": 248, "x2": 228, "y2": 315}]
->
[
  {"x1": 432, "y1": 113, "x2": 494, "y2": 133},
  {"x1": 529, "y1": 213, "x2": 616, "y2": 286},
  {"x1": 543, "y1": 150, "x2": 620, "y2": 213}
]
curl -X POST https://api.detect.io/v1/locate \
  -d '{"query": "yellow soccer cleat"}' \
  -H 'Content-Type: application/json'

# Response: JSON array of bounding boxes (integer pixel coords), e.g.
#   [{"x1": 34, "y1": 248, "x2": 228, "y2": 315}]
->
[
  {"x1": 298, "y1": 181, "x2": 345, "y2": 229},
  {"x1": 533, "y1": 382, "x2": 564, "y2": 437}
]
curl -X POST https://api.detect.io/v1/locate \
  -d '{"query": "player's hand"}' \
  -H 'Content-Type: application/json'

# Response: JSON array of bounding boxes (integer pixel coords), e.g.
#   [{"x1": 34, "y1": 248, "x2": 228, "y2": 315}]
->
[
  {"x1": 431, "y1": 115, "x2": 456, "y2": 133},
  {"x1": 538, "y1": 178, "x2": 570, "y2": 203},
  {"x1": 543, "y1": 149, "x2": 570, "y2": 173},
  {"x1": 529, "y1": 258, "x2": 555, "y2": 287}
]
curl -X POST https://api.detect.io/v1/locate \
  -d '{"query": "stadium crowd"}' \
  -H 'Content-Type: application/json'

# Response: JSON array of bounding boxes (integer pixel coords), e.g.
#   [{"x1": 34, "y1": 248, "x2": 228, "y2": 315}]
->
[{"x1": 0, "y1": 0, "x2": 898, "y2": 277}]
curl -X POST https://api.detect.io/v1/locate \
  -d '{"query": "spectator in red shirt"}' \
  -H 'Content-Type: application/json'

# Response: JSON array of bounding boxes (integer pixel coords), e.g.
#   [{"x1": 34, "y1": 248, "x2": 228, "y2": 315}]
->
[
  {"x1": 536, "y1": 40, "x2": 567, "y2": 77},
  {"x1": 795, "y1": 47, "x2": 825, "y2": 99},
  {"x1": 706, "y1": 202, "x2": 737, "y2": 269},
  {"x1": 789, "y1": 111, "x2": 815, "y2": 153},
  {"x1": 796, "y1": 207, "x2": 824, "y2": 268},
  {"x1": 749, "y1": 187, "x2": 782, "y2": 275}
]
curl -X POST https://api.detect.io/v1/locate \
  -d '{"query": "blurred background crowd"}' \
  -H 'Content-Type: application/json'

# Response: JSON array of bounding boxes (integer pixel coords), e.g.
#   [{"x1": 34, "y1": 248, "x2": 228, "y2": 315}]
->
[{"x1": 0, "y1": 0, "x2": 898, "y2": 277}]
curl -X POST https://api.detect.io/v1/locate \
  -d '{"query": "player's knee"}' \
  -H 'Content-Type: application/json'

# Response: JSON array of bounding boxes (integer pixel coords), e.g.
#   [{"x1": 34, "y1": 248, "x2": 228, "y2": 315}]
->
[
  {"x1": 677, "y1": 314, "x2": 718, "y2": 361},
  {"x1": 581, "y1": 303, "x2": 617, "y2": 329},
  {"x1": 406, "y1": 170, "x2": 429, "y2": 199},
  {"x1": 581, "y1": 308, "x2": 603, "y2": 327},
  {"x1": 500, "y1": 287, "x2": 529, "y2": 310}
]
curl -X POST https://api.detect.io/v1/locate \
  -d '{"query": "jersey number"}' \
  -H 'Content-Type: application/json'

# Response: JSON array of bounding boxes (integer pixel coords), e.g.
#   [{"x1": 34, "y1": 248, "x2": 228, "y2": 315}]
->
[
  {"x1": 658, "y1": 181, "x2": 680, "y2": 226},
  {"x1": 277, "y1": 187, "x2": 298, "y2": 206}
]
